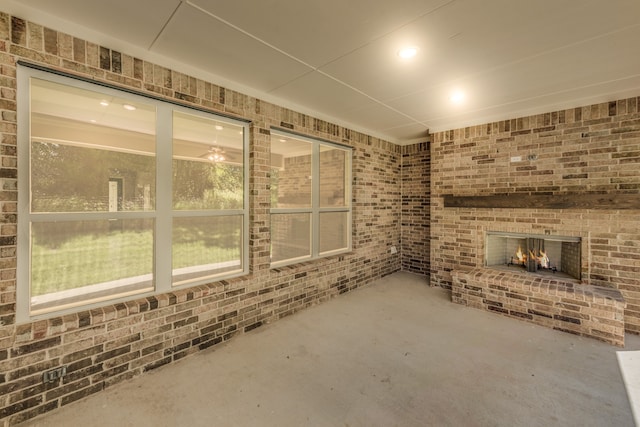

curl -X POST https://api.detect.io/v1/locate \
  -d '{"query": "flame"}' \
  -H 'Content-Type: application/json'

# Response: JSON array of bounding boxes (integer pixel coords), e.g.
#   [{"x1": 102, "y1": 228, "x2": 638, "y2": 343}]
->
[
  {"x1": 538, "y1": 249, "x2": 550, "y2": 268},
  {"x1": 513, "y1": 245, "x2": 551, "y2": 270}
]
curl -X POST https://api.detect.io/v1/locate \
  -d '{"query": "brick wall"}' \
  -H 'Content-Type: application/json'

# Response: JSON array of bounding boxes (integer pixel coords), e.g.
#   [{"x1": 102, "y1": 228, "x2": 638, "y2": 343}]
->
[
  {"x1": 430, "y1": 96, "x2": 640, "y2": 332},
  {"x1": 0, "y1": 13, "x2": 402, "y2": 425},
  {"x1": 401, "y1": 142, "x2": 430, "y2": 275},
  {"x1": 561, "y1": 241, "x2": 582, "y2": 280}
]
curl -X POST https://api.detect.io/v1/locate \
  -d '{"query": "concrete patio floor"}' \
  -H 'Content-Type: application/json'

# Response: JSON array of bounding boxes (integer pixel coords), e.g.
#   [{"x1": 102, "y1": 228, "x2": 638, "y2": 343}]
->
[{"x1": 18, "y1": 271, "x2": 640, "y2": 426}]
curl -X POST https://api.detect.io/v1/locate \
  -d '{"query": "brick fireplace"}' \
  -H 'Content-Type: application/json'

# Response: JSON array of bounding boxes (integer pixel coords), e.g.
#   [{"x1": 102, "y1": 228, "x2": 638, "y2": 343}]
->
[
  {"x1": 430, "y1": 95, "x2": 640, "y2": 342},
  {"x1": 485, "y1": 231, "x2": 581, "y2": 280}
]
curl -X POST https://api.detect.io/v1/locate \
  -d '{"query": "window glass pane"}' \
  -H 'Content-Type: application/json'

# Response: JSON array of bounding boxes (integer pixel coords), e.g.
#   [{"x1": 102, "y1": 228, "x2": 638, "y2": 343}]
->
[
  {"x1": 30, "y1": 78, "x2": 156, "y2": 213},
  {"x1": 271, "y1": 213, "x2": 311, "y2": 263},
  {"x1": 21, "y1": 69, "x2": 249, "y2": 321},
  {"x1": 172, "y1": 216, "x2": 243, "y2": 284},
  {"x1": 31, "y1": 219, "x2": 154, "y2": 314},
  {"x1": 270, "y1": 136, "x2": 312, "y2": 208},
  {"x1": 320, "y1": 145, "x2": 348, "y2": 208},
  {"x1": 319, "y1": 212, "x2": 349, "y2": 254},
  {"x1": 173, "y1": 112, "x2": 244, "y2": 210}
]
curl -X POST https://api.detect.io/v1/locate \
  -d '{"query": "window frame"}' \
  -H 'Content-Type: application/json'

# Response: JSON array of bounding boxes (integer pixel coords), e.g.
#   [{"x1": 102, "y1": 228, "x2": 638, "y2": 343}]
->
[
  {"x1": 269, "y1": 129, "x2": 352, "y2": 268},
  {"x1": 16, "y1": 64, "x2": 249, "y2": 323}
]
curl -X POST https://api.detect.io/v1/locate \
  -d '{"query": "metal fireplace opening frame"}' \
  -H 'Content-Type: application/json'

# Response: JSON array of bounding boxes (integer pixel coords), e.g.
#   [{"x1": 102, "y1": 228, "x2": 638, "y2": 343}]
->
[{"x1": 485, "y1": 231, "x2": 582, "y2": 280}]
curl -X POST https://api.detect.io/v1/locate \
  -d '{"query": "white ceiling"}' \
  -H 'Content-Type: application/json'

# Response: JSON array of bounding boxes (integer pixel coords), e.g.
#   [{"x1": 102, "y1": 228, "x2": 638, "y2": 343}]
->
[{"x1": 4, "y1": 0, "x2": 640, "y2": 144}]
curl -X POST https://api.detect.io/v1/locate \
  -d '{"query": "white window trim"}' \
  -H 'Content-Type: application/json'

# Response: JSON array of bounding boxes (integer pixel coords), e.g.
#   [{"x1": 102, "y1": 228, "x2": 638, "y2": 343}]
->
[
  {"x1": 16, "y1": 64, "x2": 249, "y2": 323},
  {"x1": 270, "y1": 129, "x2": 352, "y2": 268}
]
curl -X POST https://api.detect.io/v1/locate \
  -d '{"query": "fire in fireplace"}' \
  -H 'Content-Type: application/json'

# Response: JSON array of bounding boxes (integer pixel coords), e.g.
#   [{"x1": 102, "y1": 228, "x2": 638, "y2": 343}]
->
[
  {"x1": 511, "y1": 238, "x2": 554, "y2": 273},
  {"x1": 486, "y1": 231, "x2": 581, "y2": 280}
]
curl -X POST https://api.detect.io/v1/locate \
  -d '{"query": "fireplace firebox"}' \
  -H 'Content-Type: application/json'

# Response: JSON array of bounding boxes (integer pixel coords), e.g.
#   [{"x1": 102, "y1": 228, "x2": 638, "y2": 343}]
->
[{"x1": 485, "y1": 231, "x2": 581, "y2": 280}]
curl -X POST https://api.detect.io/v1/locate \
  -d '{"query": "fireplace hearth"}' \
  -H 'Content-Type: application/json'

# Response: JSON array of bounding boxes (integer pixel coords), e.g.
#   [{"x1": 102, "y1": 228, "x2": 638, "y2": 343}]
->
[{"x1": 486, "y1": 231, "x2": 581, "y2": 280}]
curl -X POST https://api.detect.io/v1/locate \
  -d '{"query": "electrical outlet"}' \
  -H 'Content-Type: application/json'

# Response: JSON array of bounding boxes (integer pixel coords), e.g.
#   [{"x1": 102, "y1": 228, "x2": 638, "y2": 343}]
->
[{"x1": 43, "y1": 366, "x2": 67, "y2": 384}]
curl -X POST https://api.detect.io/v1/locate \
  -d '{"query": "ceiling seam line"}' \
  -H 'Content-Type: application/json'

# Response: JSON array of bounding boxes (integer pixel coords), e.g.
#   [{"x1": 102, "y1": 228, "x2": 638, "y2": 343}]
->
[
  {"x1": 185, "y1": 1, "x2": 316, "y2": 72},
  {"x1": 184, "y1": 1, "x2": 426, "y2": 131},
  {"x1": 147, "y1": 0, "x2": 185, "y2": 50},
  {"x1": 421, "y1": 73, "x2": 640, "y2": 124},
  {"x1": 313, "y1": 0, "x2": 457, "y2": 72},
  {"x1": 383, "y1": 21, "x2": 640, "y2": 105},
  {"x1": 265, "y1": 69, "x2": 317, "y2": 94},
  {"x1": 450, "y1": 21, "x2": 640, "y2": 85},
  {"x1": 315, "y1": 69, "x2": 427, "y2": 126}
]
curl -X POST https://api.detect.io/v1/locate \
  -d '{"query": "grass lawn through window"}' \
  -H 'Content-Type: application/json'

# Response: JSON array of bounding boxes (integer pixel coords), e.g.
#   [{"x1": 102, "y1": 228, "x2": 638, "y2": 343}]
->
[{"x1": 31, "y1": 229, "x2": 239, "y2": 297}]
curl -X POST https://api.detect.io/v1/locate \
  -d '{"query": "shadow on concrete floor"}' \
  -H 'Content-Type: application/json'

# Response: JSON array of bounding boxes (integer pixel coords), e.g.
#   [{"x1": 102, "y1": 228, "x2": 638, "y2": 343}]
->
[{"x1": 18, "y1": 271, "x2": 640, "y2": 427}]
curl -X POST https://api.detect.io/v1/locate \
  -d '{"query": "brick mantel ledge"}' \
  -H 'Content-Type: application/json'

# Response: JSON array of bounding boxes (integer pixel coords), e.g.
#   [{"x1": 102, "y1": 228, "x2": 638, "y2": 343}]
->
[{"x1": 451, "y1": 267, "x2": 626, "y2": 346}]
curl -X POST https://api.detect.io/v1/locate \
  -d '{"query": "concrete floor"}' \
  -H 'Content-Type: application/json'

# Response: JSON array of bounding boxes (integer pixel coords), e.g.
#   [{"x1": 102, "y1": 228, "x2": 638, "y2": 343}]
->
[{"x1": 19, "y1": 271, "x2": 640, "y2": 427}]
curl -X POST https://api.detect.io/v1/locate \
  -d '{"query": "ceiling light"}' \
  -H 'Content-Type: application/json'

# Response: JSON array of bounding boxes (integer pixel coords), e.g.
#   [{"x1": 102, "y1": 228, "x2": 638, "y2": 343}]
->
[
  {"x1": 207, "y1": 153, "x2": 225, "y2": 162},
  {"x1": 449, "y1": 91, "x2": 465, "y2": 104},
  {"x1": 99, "y1": 100, "x2": 109, "y2": 106},
  {"x1": 123, "y1": 104, "x2": 136, "y2": 111},
  {"x1": 205, "y1": 147, "x2": 226, "y2": 162},
  {"x1": 279, "y1": 139, "x2": 286, "y2": 142},
  {"x1": 215, "y1": 125, "x2": 224, "y2": 130},
  {"x1": 398, "y1": 47, "x2": 418, "y2": 59}
]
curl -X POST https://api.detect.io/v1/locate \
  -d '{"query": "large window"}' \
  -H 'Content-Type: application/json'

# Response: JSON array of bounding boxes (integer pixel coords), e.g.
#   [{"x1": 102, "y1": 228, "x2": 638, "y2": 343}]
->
[
  {"x1": 270, "y1": 130, "x2": 351, "y2": 266},
  {"x1": 17, "y1": 66, "x2": 248, "y2": 321}
]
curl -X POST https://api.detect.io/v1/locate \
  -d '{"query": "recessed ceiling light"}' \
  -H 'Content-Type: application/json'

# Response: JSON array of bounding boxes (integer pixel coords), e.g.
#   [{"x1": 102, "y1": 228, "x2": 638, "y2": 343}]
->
[
  {"x1": 398, "y1": 47, "x2": 418, "y2": 59},
  {"x1": 90, "y1": 119, "x2": 97, "y2": 123},
  {"x1": 215, "y1": 125, "x2": 224, "y2": 130},
  {"x1": 123, "y1": 104, "x2": 137, "y2": 111},
  {"x1": 99, "y1": 100, "x2": 109, "y2": 107},
  {"x1": 449, "y1": 90, "x2": 465, "y2": 104},
  {"x1": 279, "y1": 139, "x2": 286, "y2": 142}
]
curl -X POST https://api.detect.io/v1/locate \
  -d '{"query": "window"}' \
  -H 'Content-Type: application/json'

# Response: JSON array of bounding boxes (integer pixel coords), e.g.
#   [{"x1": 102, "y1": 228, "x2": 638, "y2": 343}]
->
[
  {"x1": 17, "y1": 66, "x2": 248, "y2": 321},
  {"x1": 171, "y1": 111, "x2": 246, "y2": 285},
  {"x1": 270, "y1": 130, "x2": 351, "y2": 266}
]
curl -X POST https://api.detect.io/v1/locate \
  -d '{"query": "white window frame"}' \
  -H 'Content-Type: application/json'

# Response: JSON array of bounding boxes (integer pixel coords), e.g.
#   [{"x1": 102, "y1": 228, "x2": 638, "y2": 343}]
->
[
  {"x1": 270, "y1": 129, "x2": 352, "y2": 268},
  {"x1": 16, "y1": 64, "x2": 249, "y2": 322}
]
